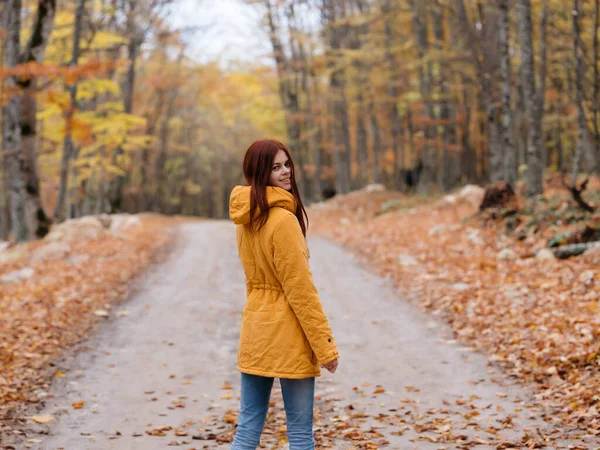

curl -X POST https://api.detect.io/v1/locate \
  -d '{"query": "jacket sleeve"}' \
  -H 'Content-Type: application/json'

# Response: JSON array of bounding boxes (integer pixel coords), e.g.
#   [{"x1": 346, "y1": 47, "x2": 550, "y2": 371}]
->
[{"x1": 272, "y1": 214, "x2": 339, "y2": 365}]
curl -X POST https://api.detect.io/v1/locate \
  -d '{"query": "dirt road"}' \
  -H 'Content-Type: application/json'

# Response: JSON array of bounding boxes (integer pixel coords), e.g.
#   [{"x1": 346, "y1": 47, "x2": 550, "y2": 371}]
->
[{"x1": 13, "y1": 221, "x2": 591, "y2": 449}]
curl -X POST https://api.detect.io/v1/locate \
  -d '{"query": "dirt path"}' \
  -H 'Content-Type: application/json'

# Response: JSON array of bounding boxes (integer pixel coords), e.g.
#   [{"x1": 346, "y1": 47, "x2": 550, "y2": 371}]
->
[{"x1": 13, "y1": 221, "x2": 590, "y2": 450}]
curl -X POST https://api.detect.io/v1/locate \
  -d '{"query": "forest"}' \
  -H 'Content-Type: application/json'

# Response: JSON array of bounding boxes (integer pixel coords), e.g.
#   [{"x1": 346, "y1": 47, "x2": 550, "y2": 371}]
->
[{"x1": 1, "y1": 0, "x2": 599, "y2": 242}]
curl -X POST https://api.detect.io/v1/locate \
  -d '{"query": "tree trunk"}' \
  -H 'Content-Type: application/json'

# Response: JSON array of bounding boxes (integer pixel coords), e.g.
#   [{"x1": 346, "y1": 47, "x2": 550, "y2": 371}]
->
[
  {"x1": 498, "y1": 0, "x2": 516, "y2": 184},
  {"x1": 298, "y1": 39, "x2": 322, "y2": 202},
  {"x1": 108, "y1": 0, "x2": 141, "y2": 213},
  {"x1": 266, "y1": 1, "x2": 308, "y2": 196},
  {"x1": 285, "y1": 10, "x2": 307, "y2": 200},
  {"x1": 461, "y1": 82, "x2": 477, "y2": 183},
  {"x1": 455, "y1": 0, "x2": 501, "y2": 186},
  {"x1": 594, "y1": 0, "x2": 600, "y2": 172},
  {"x1": 320, "y1": 0, "x2": 351, "y2": 194},
  {"x1": 355, "y1": 97, "x2": 368, "y2": 188},
  {"x1": 154, "y1": 93, "x2": 176, "y2": 212},
  {"x1": 383, "y1": 0, "x2": 403, "y2": 189},
  {"x1": 518, "y1": 0, "x2": 544, "y2": 196},
  {"x1": 351, "y1": 65, "x2": 368, "y2": 189},
  {"x1": 432, "y1": 4, "x2": 458, "y2": 190},
  {"x1": 3, "y1": 0, "x2": 28, "y2": 241},
  {"x1": 409, "y1": 0, "x2": 439, "y2": 192},
  {"x1": 16, "y1": 0, "x2": 56, "y2": 239},
  {"x1": 331, "y1": 77, "x2": 352, "y2": 195},
  {"x1": 54, "y1": 0, "x2": 85, "y2": 221},
  {"x1": 139, "y1": 89, "x2": 164, "y2": 211},
  {"x1": 537, "y1": 4, "x2": 548, "y2": 172},
  {"x1": 368, "y1": 97, "x2": 381, "y2": 184},
  {"x1": 572, "y1": 0, "x2": 596, "y2": 174}
]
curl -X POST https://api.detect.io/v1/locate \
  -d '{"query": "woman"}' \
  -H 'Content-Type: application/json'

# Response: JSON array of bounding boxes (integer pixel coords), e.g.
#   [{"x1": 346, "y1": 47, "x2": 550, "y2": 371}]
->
[{"x1": 229, "y1": 139, "x2": 339, "y2": 450}]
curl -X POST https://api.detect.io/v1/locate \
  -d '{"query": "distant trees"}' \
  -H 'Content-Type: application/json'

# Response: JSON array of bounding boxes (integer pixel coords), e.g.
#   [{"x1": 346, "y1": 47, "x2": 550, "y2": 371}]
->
[
  {"x1": 3, "y1": 0, "x2": 600, "y2": 240},
  {"x1": 258, "y1": 0, "x2": 600, "y2": 200}
]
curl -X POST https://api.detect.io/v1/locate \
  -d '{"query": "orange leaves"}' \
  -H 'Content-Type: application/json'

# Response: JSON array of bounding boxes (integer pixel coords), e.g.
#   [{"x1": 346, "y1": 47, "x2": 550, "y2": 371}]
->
[
  {"x1": 0, "y1": 216, "x2": 174, "y2": 422},
  {"x1": 69, "y1": 116, "x2": 94, "y2": 145},
  {"x1": 310, "y1": 187, "x2": 600, "y2": 438},
  {"x1": 146, "y1": 425, "x2": 173, "y2": 436},
  {"x1": 0, "y1": 59, "x2": 115, "y2": 85}
]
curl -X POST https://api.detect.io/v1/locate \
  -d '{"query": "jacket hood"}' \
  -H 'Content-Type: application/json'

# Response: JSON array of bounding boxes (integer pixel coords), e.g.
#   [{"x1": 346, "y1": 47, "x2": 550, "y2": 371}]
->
[{"x1": 229, "y1": 185, "x2": 297, "y2": 225}]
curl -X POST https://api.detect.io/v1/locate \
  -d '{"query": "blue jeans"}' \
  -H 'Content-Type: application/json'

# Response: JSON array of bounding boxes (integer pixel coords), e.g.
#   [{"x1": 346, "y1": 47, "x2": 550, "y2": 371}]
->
[{"x1": 231, "y1": 373, "x2": 315, "y2": 450}]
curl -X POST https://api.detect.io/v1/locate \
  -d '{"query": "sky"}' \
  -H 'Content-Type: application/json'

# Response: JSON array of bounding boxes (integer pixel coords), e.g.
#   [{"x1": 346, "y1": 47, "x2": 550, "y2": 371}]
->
[{"x1": 166, "y1": 0, "x2": 273, "y2": 67}]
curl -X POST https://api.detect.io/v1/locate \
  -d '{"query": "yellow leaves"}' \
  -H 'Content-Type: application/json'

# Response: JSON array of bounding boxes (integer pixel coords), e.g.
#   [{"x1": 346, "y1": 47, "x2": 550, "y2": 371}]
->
[
  {"x1": 31, "y1": 415, "x2": 53, "y2": 424},
  {"x1": 72, "y1": 400, "x2": 85, "y2": 409},
  {"x1": 184, "y1": 179, "x2": 202, "y2": 195},
  {"x1": 78, "y1": 79, "x2": 121, "y2": 100},
  {"x1": 89, "y1": 31, "x2": 127, "y2": 49},
  {"x1": 105, "y1": 164, "x2": 126, "y2": 177},
  {"x1": 223, "y1": 414, "x2": 236, "y2": 424},
  {"x1": 37, "y1": 101, "x2": 63, "y2": 121},
  {"x1": 121, "y1": 135, "x2": 155, "y2": 152}
]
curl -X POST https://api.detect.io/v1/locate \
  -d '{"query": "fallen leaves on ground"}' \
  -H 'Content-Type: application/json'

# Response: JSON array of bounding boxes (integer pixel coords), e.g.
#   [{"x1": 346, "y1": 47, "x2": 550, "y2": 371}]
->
[
  {"x1": 0, "y1": 214, "x2": 179, "y2": 433},
  {"x1": 187, "y1": 382, "x2": 586, "y2": 449},
  {"x1": 309, "y1": 181, "x2": 600, "y2": 442}
]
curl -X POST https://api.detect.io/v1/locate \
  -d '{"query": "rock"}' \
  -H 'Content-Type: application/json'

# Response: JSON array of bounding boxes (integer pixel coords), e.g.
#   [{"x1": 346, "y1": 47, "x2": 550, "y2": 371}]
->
[
  {"x1": 363, "y1": 183, "x2": 386, "y2": 193},
  {"x1": 497, "y1": 248, "x2": 518, "y2": 261},
  {"x1": 451, "y1": 282, "x2": 471, "y2": 292},
  {"x1": 536, "y1": 248, "x2": 556, "y2": 262},
  {"x1": 585, "y1": 246, "x2": 600, "y2": 257},
  {"x1": 457, "y1": 184, "x2": 485, "y2": 206},
  {"x1": 503, "y1": 288, "x2": 521, "y2": 302},
  {"x1": 398, "y1": 254, "x2": 419, "y2": 266},
  {"x1": 96, "y1": 214, "x2": 112, "y2": 229},
  {"x1": 378, "y1": 199, "x2": 404, "y2": 215},
  {"x1": 441, "y1": 194, "x2": 457, "y2": 206},
  {"x1": 1, "y1": 267, "x2": 34, "y2": 284},
  {"x1": 465, "y1": 228, "x2": 484, "y2": 246},
  {"x1": 428, "y1": 225, "x2": 447, "y2": 237},
  {"x1": 548, "y1": 231, "x2": 573, "y2": 248},
  {"x1": 429, "y1": 224, "x2": 461, "y2": 237},
  {"x1": 46, "y1": 216, "x2": 105, "y2": 242},
  {"x1": 0, "y1": 245, "x2": 28, "y2": 264},
  {"x1": 310, "y1": 201, "x2": 327, "y2": 209},
  {"x1": 66, "y1": 254, "x2": 91, "y2": 266},
  {"x1": 0, "y1": 241, "x2": 9, "y2": 253},
  {"x1": 579, "y1": 270, "x2": 595, "y2": 285},
  {"x1": 30, "y1": 242, "x2": 70, "y2": 264},
  {"x1": 110, "y1": 214, "x2": 142, "y2": 234}
]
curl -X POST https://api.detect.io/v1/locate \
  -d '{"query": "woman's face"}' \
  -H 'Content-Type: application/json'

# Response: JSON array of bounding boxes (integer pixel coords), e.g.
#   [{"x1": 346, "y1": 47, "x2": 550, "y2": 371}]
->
[{"x1": 269, "y1": 149, "x2": 292, "y2": 191}]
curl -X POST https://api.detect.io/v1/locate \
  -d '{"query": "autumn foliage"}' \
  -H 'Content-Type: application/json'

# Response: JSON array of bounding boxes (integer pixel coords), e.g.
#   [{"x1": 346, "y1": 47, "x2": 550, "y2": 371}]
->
[
  {"x1": 309, "y1": 183, "x2": 600, "y2": 440},
  {"x1": 0, "y1": 215, "x2": 175, "y2": 422}
]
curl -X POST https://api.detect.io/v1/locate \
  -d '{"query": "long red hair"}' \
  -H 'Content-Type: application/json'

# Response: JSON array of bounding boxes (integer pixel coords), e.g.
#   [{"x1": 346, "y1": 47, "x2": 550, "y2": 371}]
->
[{"x1": 242, "y1": 139, "x2": 308, "y2": 237}]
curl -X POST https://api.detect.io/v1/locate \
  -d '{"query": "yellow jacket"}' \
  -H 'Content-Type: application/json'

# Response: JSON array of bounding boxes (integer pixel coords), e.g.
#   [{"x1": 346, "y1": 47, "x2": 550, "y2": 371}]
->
[{"x1": 229, "y1": 185, "x2": 339, "y2": 378}]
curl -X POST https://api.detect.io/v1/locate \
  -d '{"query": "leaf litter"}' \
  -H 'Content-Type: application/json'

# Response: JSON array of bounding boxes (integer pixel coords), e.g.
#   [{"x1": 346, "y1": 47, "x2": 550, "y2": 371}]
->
[{"x1": 0, "y1": 214, "x2": 180, "y2": 440}]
